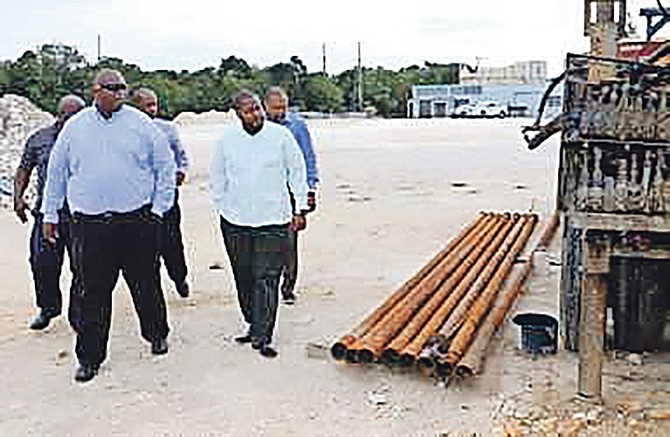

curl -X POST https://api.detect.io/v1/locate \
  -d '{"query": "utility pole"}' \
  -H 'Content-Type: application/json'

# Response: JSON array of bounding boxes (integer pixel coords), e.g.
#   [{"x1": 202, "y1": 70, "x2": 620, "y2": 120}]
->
[
  {"x1": 97, "y1": 34, "x2": 101, "y2": 62},
  {"x1": 322, "y1": 43, "x2": 327, "y2": 75},
  {"x1": 356, "y1": 42, "x2": 363, "y2": 112}
]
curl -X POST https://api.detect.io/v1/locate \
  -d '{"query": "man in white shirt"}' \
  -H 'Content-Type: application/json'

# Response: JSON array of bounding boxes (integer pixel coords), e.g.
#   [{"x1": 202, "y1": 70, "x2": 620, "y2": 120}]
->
[{"x1": 210, "y1": 90, "x2": 309, "y2": 358}]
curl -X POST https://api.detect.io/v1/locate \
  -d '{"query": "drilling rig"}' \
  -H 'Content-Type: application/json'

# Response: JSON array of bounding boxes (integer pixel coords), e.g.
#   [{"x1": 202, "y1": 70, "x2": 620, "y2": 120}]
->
[{"x1": 524, "y1": 0, "x2": 670, "y2": 402}]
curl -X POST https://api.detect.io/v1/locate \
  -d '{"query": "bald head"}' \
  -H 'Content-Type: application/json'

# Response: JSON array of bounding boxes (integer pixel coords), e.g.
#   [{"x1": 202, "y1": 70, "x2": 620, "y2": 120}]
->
[
  {"x1": 56, "y1": 94, "x2": 85, "y2": 127},
  {"x1": 91, "y1": 69, "x2": 127, "y2": 115},
  {"x1": 131, "y1": 87, "x2": 159, "y2": 117},
  {"x1": 264, "y1": 86, "x2": 288, "y2": 122},
  {"x1": 92, "y1": 69, "x2": 125, "y2": 87}
]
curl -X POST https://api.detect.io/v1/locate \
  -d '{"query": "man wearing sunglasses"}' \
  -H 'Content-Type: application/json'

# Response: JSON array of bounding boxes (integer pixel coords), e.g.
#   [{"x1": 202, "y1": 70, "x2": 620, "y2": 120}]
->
[
  {"x1": 131, "y1": 87, "x2": 190, "y2": 299},
  {"x1": 210, "y1": 90, "x2": 309, "y2": 358},
  {"x1": 13, "y1": 95, "x2": 85, "y2": 330},
  {"x1": 264, "y1": 86, "x2": 319, "y2": 306},
  {"x1": 41, "y1": 69, "x2": 176, "y2": 382}
]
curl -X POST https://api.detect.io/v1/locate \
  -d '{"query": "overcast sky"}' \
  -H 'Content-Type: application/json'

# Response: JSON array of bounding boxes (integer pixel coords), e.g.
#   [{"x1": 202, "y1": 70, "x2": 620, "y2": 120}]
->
[{"x1": 2, "y1": 0, "x2": 666, "y2": 76}]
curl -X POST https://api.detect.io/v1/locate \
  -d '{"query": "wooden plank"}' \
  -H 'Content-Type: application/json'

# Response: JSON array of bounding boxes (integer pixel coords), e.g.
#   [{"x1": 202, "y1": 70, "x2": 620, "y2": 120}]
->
[
  {"x1": 578, "y1": 272, "x2": 606, "y2": 401},
  {"x1": 572, "y1": 213, "x2": 670, "y2": 232}
]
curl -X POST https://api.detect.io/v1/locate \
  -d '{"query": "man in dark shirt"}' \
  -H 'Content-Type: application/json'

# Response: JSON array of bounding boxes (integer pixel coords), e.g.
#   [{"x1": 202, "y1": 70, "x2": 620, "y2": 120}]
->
[{"x1": 13, "y1": 95, "x2": 85, "y2": 330}]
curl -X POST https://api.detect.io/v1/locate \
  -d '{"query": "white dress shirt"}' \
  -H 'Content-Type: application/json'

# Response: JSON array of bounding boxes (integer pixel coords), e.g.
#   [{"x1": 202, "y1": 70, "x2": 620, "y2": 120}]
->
[{"x1": 209, "y1": 121, "x2": 308, "y2": 227}]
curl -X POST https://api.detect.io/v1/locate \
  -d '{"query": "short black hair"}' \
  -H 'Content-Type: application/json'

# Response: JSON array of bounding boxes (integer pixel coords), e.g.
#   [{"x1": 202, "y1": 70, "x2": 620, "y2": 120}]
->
[{"x1": 232, "y1": 89, "x2": 259, "y2": 109}]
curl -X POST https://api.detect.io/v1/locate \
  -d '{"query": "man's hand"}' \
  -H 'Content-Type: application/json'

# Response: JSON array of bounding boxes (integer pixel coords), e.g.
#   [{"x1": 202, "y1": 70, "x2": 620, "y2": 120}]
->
[
  {"x1": 13, "y1": 196, "x2": 29, "y2": 224},
  {"x1": 42, "y1": 222, "x2": 58, "y2": 246},
  {"x1": 176, "y1": 171, "x2": 186, "y2": 187},
  {"x1": 290, "y1": 214, "x2": 307, "y2": 232},
  {"x1": 307, "y1": 191, "x2": 317, "y2": 212}
]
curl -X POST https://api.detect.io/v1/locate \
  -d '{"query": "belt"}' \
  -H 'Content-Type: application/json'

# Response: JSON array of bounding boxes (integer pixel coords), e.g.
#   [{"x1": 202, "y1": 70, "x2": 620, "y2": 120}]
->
[{"x1": 72, "y1": 204, "x2": 152, "y2": 222}]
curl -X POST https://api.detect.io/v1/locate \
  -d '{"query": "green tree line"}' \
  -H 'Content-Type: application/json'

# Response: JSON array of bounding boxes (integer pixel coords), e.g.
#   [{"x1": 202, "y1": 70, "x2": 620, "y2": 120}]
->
[{"x1": 0, "y1": 44, "x2": 460, "y2": 118}]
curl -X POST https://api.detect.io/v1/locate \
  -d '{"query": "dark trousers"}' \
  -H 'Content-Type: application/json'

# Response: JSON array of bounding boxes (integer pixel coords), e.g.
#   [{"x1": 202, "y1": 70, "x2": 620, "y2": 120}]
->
[
  {"x1": 280, "y1": 228, "x2": 298, "y2": 298},
  {"x1": 220, "y1": 216, "x2": 288, "y2": 344},
  {"x1": 69, "y1": 207, "x2": 169, "y2": 365},
  {"x1": 159, "y1": 189, "x2": 187, "y2": 286},
  {"x1": 29, "y1": 211, "x2": 76, "y2": 313}
]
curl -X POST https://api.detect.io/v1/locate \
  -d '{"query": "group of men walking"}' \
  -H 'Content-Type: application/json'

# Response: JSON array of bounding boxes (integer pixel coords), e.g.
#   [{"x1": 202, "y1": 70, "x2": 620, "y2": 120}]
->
[{"x1": 12, "y1": 68, "x2": 319, "y2": 382}]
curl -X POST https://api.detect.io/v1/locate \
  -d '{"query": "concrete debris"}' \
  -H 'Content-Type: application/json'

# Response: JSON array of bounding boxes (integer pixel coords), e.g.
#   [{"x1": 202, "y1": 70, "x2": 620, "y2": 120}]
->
[
  {"x1": 0, "y1": 94, "x2": 53, "y2": 207},
  {"x1": 626, "y1": 353, "x2": 643, "y2": 366},
  {"x1": 366, "y1": 391, "x2": 388, "y2": 406}
]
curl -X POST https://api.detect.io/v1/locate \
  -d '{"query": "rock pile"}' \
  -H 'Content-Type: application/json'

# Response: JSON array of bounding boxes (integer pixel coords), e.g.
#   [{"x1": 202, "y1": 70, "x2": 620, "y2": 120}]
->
[{"x1": 0, "y1": 94, "x2": 54, "y2": 208}]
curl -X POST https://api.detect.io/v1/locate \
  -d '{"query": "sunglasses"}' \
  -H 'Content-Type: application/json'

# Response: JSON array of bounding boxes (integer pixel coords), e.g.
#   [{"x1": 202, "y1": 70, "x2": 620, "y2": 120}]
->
[{"x1": 99, "y1": 83, "x2": 127, "y2": 92}]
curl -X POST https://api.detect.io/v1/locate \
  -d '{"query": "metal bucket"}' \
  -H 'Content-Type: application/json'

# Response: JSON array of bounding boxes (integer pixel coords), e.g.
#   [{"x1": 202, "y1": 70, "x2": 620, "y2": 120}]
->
[{"x1": 513, "y1": 313, "x2": 558, "y2": 354}]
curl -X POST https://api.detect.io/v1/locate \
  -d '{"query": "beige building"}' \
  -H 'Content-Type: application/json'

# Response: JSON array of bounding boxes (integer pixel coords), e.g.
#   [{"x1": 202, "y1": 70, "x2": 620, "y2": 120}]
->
[{"x1": 460, "y1": 60, "x2": 547, "y2": 85}]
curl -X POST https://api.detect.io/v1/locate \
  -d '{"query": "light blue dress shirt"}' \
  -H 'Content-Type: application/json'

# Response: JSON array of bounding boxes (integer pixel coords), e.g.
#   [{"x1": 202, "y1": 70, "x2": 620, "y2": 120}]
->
[
  {"x1": 278, "y1": 112, "x2": 319, "y2": 189},
  {"x1": 41, "y1": 105, "x2": 175, "y2": 223},
  {"x1": 153, "y1": 117, "x2": 189, "y2": 172}
]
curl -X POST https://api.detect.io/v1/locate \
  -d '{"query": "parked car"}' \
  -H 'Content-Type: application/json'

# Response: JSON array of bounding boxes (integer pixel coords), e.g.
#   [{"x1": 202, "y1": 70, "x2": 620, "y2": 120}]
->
[
  {"x1": 472, "y1": 101, "x2": 508, "y2": 118},
  {"x1": 450, "y1": 103, "x2": 477, "y2": 118}
]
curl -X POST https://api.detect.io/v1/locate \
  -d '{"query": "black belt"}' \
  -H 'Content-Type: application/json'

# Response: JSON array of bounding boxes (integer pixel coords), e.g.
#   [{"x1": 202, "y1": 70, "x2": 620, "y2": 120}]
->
[{"x1": 72, "y1": 204, "x2": 152, "y2": 223}]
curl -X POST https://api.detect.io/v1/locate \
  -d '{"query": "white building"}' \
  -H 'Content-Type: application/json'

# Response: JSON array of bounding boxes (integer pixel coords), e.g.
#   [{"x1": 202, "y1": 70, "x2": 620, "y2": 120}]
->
[
  {"x1": 407, "y1": 82, "x2": 562, "y2": 119},
  {"x1": 460, "y1": 61, "x2": 548, "y2": 85}
]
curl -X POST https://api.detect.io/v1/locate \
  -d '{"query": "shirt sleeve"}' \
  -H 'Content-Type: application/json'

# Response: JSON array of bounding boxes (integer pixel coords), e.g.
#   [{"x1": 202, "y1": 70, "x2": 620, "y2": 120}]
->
[
  {"x1": 40, "y1": 130, "x2": 69, "y2": 224},
  {"x1": 148, "y1": 123, "x2": 176, "y2": 216},
  {"x1": 283, "y1": 130, "x2": 309, "y2": 212},
  {"x1": 293, "y1": 120, "x2": 319, "y2": 190},
  {"x1": 168, "y1": 123, "x2": 189, "y2": 172},
  {"x1": 18, "y1": 130, "x2": 42, "y2": 172},
  {"x1": 209, "y1": 134, "x2": 227, "y2": 212}
]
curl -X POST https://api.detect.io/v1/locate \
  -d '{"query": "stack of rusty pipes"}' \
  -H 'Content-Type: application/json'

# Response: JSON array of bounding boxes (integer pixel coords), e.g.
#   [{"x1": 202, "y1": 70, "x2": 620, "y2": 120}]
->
[{"x1": 331, "y1": 212, "x2": 538, "y2": 376}]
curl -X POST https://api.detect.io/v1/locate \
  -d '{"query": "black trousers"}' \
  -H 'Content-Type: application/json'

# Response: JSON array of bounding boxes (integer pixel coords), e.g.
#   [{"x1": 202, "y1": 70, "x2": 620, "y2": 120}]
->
[
  {"x1": 220, "y1": 216, "x2": 288, "y2": 344},
  {"x1": 29, "y1": 211, "x2": 78, "y2": 313},
  {"x1": 158, "y1": 189, "x2": 187, "y2": 286},
  {"x1": 69, "y1": 207, "x2": 169, "y2": 365},
  {"x1": 280, "y1": 228, "x2": 298, "y2": 299}
]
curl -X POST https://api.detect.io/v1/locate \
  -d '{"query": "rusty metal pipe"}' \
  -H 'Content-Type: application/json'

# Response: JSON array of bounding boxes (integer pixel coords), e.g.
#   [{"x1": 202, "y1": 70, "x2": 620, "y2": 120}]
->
[
  {"x1": 431, "y1": 213, "x2": 526, "y2": 346},
  {"x1": 535, "y1": 210, "x2": 560, "y2": 251},
  {"x1": 330, "y1": 213, "x2": 489, "y2": 360},
  {"x1": 382, "y1": 214, "x2": 514, "y2": 364},
  {"x1": 385, "y1": 214, "x2": 519, "y2": 365},
  {"x1": 368, "y1": 214, "x2": 505, "y2": 363},
  {"x1": 441, "y1": 214, "x2": 537, "y2": 375},
  {"x1": 456, "y1": 212, "x2": 557, "y2": 377},
  {"x1": 350, "y1": 214, "x2": 496, "y2": 363},
  {"x1": 397, "y1": 214, "x2": 525, "y2": 366},
  {"x1": 416, "y1": 344, "x2": 439, "y2": 375},
  {"x1": 353, "y1": 214, "x2": 504, "y2": 361},
  {"x1": 455, "y1": 260, "x2": 533, "y2": 377}
]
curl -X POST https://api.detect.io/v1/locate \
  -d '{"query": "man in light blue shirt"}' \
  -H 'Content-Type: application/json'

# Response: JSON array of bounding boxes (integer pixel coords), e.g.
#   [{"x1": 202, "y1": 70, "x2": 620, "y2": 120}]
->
[
  {"x1": 210, "y1": 90, "x2": 309, "y2": 358},
  {"x1": 265, "y1": 86, "x2": 319, "y2": 305},
  {"x1": 41, "y1": 69, "x2": 176, "y2": 382},
  {"x1": 131, "y1": 87, "x2": 190, "y2": 298}
]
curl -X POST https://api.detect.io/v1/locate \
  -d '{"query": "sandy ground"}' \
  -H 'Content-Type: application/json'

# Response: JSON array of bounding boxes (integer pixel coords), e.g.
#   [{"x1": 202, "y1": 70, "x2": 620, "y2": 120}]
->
[{"x1": 0, "y1": 118, "x2": 668, "y2": 436}]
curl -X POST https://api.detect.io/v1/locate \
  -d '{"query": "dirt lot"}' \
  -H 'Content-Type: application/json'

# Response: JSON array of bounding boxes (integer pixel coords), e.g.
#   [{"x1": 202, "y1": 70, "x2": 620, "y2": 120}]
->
[{"x1": 0, "y1": 118, "x2": 668, "y2": 436}]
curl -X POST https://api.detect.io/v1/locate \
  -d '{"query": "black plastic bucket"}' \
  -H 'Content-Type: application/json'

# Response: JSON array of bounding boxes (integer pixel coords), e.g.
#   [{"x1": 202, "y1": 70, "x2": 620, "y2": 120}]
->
[{"x1": 512, "y1": 313, "x2": 558, "y2": 354}]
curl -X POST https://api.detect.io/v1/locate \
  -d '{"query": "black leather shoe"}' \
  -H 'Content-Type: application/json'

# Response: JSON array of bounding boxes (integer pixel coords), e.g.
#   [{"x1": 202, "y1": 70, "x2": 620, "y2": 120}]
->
[
  {"x1": 175, "y1": 281, "x2": 190, "y2": 298},
  {"x1": 282, "y1": 293, "x2": 296, "y2": 305},
  {"x1": 74, "y1": 364, "x2": 99, "y2": 382},
  {"x1": 29, "y1": 308, "x2": 60, "y2": 330},
  {"x1": 234, "y1": 334, "x2": 253, "y2": 344},
  {"x1": 259, "y1": 344, "x2": 278, "y2": 359},
  {"x1": 151, "y1": 338, "x2": 168, "y2": 355}
]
